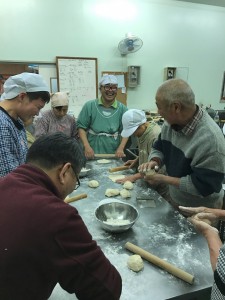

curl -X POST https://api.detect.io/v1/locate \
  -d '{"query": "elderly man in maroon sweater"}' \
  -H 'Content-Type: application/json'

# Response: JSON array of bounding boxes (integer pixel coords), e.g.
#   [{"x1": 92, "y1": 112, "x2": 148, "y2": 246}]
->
[{"x1": 0, "y1": 132, "x2": 122, "y2": 300}]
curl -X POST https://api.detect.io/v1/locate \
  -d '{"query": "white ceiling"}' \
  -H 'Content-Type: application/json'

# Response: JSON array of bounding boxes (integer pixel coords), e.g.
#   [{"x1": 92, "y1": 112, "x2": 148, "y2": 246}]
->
[{"x1": 174, "y1": 0, "x2": 225, "y2": 7}]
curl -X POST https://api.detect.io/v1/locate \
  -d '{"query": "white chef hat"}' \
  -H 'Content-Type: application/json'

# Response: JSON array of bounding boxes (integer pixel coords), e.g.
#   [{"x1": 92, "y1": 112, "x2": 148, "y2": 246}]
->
[
  {"x1": 51, "y1": 92, "x2": 69, "y2": 107},
  {"x1": 1, "y1": 72, "x2": 49, "y2": 100},
  {"x1": 99, "y1": 75, "x2": 118, "y2": 87},
  {"x1": 121, "y1": 109, "x2": 147, "y2": 138}
]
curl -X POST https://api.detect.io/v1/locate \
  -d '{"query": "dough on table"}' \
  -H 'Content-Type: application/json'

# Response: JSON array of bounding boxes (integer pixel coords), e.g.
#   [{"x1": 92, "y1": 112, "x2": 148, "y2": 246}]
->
[
  {"x1": 105, "y1": 188, "x2": 120, "y2": 197},
  {"x1": 88, "y1": 180, "x2": 99, "y2": 188},
  {"x1": 97, "y1": 159, "x2": 111, "y2": 164},
  {"x1": 123, "y1": 181, "x2": 134, "y2": 190},
  {"x1": 120, "y1": 189, "x2": 131, "y2": 199},
  {"x1": 81, "y1": 167, "x2": 91, "y2": 172},
  {"x1": 108, "y1": 174, "x2": 125, "y2": 182},
  {"x1": 127, "y1": 254, "x2": 144, "y2": 272},
  {"x1": 145, "y1": 169, "x2": 156, "y2": 176}
]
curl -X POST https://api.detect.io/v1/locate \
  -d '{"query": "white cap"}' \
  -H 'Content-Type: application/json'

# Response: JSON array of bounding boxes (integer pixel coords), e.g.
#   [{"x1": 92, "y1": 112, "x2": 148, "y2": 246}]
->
[
  {"x1": 1, "y1": 72, "x2": 49, "y2": 100},
  {"x1": 121, "y1": 109, "x2": 147, "y2": 138},
  {"x1": 99, "y1": 74, "x2": 118, "y2": 87},
  {"x1": 51, "y1": 92, "x2": 69, "y2": 107}
]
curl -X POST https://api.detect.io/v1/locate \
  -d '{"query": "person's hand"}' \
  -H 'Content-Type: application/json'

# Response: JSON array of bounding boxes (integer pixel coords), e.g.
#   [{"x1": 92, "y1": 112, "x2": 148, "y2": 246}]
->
[
  {"x1": 179, "y1": 206, "x2": 219, "y2": 223},
  {"x1": 116, "y1": 174, "x2": 142, "y2": 184},
  {"x1": 124, "y1": 158, "x2": 138, "y2": 169},
  {"x1": 115, "y1": 148, "x2": 126, "y2": 158},
  {"x1": 187, "y1": 215, "x2": 219, "y2": 238},
  {"x1": 179, "y1": 206, "x2": 219, "y2": 229},
  {"x1": 179, "y1": 206, "x2": 210, "y2": 216},
  {"x1": 84, "y1": 146, "x2": 95, "y2": 159},
  {"x1": 144, "y1": 173, "x2": 165, "y2": 186},
  {"x1": 138, "y1": 161, "x2": 158, "y2": 173}
]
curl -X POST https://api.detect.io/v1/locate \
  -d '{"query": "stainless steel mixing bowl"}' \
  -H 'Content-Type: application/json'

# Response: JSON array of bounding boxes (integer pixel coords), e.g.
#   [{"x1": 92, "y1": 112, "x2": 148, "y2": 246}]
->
[{"x1": 95, "y1": 200, "x2": 139, "y2": 233}]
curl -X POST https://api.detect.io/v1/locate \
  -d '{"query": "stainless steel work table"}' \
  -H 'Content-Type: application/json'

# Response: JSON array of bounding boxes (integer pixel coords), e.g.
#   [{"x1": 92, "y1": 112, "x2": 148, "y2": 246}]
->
[{"x1": 50, "y1": 158, "x2": 213, "y2": 300}]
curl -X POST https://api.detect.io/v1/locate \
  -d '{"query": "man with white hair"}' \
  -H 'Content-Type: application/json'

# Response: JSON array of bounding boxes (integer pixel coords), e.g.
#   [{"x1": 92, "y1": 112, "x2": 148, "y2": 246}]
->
[
  {"x1": 0, "y1": 72, "x2": 50, "y2": 177},
  {"x1": 139, "y1": 79, "x2": 225, "y2": 209},
  {"x1": 77, "y1": 74, "x2": 128, "y2": 158}
]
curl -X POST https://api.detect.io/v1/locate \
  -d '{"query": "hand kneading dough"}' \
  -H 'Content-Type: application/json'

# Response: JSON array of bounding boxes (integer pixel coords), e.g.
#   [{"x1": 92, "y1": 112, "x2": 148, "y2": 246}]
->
[
  {"x1": 88, "y1": 180, "x2": 99, "y2": 188},
  {"x1": 120, "y1": 189, "x2": 131, "y2": 199},
  {"x1": 145, "y1": 169, "x2": 156, "y2": 176},
  {"x1": 105, "y1": 188, "x2": 120, "y2": 197},
  {"x1": 127, "y1": 255, "x2": 144, "y2": 272},
  {"x1": 123, "y1": 181, "x2": 134, "y2": 190},
  {"x1": 192, "y1": 214, "x2": 212, "y2": 225}
]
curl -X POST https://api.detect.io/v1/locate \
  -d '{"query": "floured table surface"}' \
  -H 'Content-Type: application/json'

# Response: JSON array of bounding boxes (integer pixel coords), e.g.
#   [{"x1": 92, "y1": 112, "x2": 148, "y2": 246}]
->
[{"x1": 49, "y1": 158, "x2": 213, "y2": 300}]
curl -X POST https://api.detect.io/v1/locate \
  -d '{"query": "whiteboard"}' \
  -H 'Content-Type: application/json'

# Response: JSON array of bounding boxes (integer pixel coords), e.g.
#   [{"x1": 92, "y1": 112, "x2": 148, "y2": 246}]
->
[{"x1": 56, "y1": 57, "x2": 98, "y2": 117}]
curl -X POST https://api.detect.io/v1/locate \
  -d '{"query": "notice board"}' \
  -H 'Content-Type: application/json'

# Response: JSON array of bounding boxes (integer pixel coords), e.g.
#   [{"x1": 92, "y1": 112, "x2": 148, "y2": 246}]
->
[{"x1": 56, "y1": 56, "x2": 98, "y2": 117}]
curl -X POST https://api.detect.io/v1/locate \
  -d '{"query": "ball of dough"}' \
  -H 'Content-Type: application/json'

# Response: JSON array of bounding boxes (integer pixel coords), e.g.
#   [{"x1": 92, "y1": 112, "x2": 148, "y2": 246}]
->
[
  {"x1": 127, "y1": 254, "x2": 144, "y2": 272},
  {"x1": 105, "y1": 188, "x2": 120, "y2": 197},
  {"x1": 120, "y1": 189, "x2": 131, "y2": 199},
  {"x1": 88, "y1": 180, "x2": 99, "y2": 188},
  {"x1": 108, "y1": 174, "x2": 125, "y2": 182},
  {"x1": 123, "y1": 181, "x2": 134, "y2": 190},
  {"x1": 145, "y1": 169, "x2": 156, "y2": 176}
]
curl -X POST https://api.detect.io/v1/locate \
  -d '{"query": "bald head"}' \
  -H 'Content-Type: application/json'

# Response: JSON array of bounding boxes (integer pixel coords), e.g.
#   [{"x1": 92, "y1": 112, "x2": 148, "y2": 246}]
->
[
  {"x1": 156, "y1": 79, "x2": 195, "y2": 109},
  {"x1": 155, "y1": 79, "x2": 197, "y2": 126}
]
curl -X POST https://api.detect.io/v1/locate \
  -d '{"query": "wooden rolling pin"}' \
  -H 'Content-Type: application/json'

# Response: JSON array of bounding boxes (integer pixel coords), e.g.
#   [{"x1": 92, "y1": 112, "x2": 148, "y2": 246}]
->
[
  {"x1": 125, "y1": 242, "x2": 194, "y2": 284},
  {"x1": 95, "y1": 154, "x2": 116, "y2": 158},
  {"x1": 109, "y1": 166, "x2": 130, "y2": 173},
  {"x1": 64, "y1": 193, "x2": 87, "y2": 204}
]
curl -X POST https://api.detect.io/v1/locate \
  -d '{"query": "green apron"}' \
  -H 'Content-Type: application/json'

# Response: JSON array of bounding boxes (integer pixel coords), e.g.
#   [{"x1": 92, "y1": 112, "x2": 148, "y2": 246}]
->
[{"x1": 77, "y1": 99, "x2": 127, "y2": 154}]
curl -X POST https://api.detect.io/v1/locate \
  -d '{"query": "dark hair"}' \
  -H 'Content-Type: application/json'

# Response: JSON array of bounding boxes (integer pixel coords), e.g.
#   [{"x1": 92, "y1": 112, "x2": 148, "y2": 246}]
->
[
  {"x1": 27, "y1": 91, "x2": 50, "y2": 104},
  {"x1": 26, "y1": 132, "x2": 86, "y2": 174}
]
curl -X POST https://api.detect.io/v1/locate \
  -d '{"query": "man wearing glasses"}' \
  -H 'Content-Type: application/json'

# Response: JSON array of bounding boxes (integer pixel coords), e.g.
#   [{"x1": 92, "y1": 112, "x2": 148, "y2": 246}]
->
[
  {"x1": 0, "y1": 132, "x2": 122, "y2": 300},
  {"x1": 77, "y1": 74, "x2": 128, "y2": 159}
]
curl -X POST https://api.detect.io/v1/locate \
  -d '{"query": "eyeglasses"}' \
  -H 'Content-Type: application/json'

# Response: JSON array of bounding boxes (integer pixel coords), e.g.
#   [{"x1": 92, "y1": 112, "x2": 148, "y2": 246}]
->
[
  {"x1": 102, "y1": 85, "x2": 118, "y2": 92},
  {"x1": 70, "y1": 165, "x2": 80, "y2": 190}
]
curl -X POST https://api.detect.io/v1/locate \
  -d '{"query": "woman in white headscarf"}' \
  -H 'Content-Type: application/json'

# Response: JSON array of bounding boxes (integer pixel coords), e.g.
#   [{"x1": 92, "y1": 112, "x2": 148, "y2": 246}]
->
[{"x1": 34, "y1": 92, "x2": 79, "y2": 140}]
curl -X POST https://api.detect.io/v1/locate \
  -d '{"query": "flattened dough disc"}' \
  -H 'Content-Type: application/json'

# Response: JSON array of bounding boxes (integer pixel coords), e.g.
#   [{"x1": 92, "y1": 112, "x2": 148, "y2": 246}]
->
[
  {"x1": 97, "y1": 159, "x2": 111, "y2": 164},
  {"x1": 108, "y1": 174, "x2": 125, "y2": 182}
]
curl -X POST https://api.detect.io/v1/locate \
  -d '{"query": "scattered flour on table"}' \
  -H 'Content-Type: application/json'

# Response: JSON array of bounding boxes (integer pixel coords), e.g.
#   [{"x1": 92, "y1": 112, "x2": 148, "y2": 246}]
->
[
  {"x1": 136, "y1": 219, "x2": 203, "y2": 271},
  {"x1": 105, "y1": 252, "x2": 147, "y2": 300}
]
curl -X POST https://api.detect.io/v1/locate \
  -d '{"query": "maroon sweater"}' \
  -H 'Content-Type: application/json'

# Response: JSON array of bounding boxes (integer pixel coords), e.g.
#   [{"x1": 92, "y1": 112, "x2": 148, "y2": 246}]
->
[{"x1": 0, "y1": 165, "x2": 122, "y2": 300}]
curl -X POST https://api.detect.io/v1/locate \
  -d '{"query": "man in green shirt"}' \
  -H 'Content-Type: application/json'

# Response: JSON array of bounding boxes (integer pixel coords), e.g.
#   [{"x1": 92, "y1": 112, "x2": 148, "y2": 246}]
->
[{"x1": 77, "y1": 75, "x2": 128, "y2": 158}]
